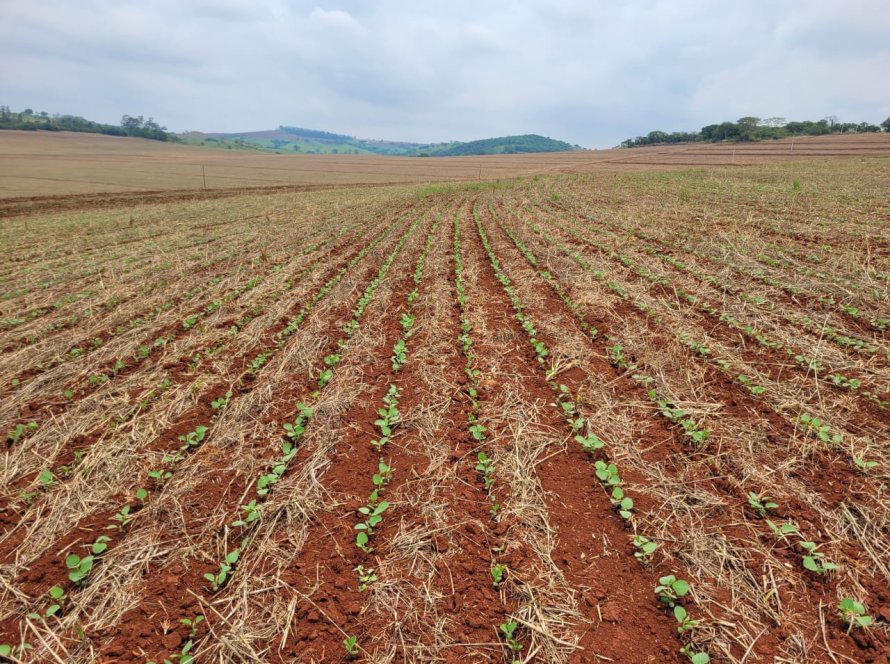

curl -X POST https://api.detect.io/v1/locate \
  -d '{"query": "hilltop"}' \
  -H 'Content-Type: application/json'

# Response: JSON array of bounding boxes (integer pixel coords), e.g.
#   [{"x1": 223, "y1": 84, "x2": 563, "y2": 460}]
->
[{"x1": 182, "y1": 126, "x2": 580, "y2": 156}]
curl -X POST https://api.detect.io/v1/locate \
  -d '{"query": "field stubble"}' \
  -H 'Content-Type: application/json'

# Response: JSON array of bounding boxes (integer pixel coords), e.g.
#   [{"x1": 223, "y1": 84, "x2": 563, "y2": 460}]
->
[{"x1": 0, "y1": 155, "x2": 888, "y2": 663}]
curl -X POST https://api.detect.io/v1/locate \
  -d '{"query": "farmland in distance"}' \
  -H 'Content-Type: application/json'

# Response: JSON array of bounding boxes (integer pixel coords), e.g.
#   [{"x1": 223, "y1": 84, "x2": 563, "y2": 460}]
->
[{"x1": 0, "y1": 152, "x2": 889, "y2": 663}]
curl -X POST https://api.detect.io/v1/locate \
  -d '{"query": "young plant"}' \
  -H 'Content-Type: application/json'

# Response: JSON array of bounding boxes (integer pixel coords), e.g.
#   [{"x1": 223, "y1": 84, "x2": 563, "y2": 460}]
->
[
  {"x1": 391, "y1": 338, "x2": 408, "y2": 370},
  {"x1": 178, "y1": 425, "x2": 208, "y2": 449},
  {"x1": 343, "y1": 636, "x2": 359, "y2": 657},
  {"x1": 65, "y1": 553, "x2": 94, "y2": 584},
  {"x1": 232, "y1": 500, "x2": 261, "y2": 528},
  {"x1": 355, "y1": 500, "x2": 390, "y2": 552},
  {"x1": 673, "y1": 605, "x2": 701, "y2": 634},
  {"x1": 38, "y1": 469, "x2": 55, "y2": 487},
  {"x1": 354, "y1": 565, "x2": 378, "y2": 591},
  {"x1": 499, "y1": 621, "x2": 522, "y2": 659},
  {"x1": 26, "y1": 586, "x2": 67, "y2": 620},
  {"x1": 180, "y1": 614, "x2": 204, "y2": 638},
  {"x1": 800, "y1": 541, "x2": 837, "y2": 574},
  {"x1": 107, "y1": 504, "x2": 136, "y2": 529},
  {"x1": 157, "y1": 639, "x2": 195, "y2": 664},
  {"x1": 204, "y1": 547, "x2": 240, "y2": 591},
  {"x1": 491, "y1": 564, "x2": 507, "y2": 587},
  {"x1": 372, "y1": 459, "x2": 393, "y2": 488},
  {"x1": 853, "y1": 456, "x2": 878, "y2": 472},
  {"x1": 316, "y1": 367, "x2": 333, "y2": 388},
  {"x1": 372, "y1": 385, "x2": 400, "y2": 449},
  {"x1": 747, "y1": 492, "x2": 777, "y2": 518},
  {"x1": 766, "y1": 519, "x2": 799, "y2": 540},
  {"x1": 655, "y1": 575, "x2": 690, "y2": 607},
  {"x1": 594, "y1": 460, "x2": 621, "y2": 487},
  {"x1": 737, "y1": 374, "x2": 766, "y2": 395},
  {"x1": 830, "y1": 374, "x2": 861, "y2": 390},
  {"x1": 679, "y1": 645, "x2": 710, "y2": 664},
  {"x1": 797, "y1": 412, "x2": 843, "y2": 444},
  {"x1": 633, "y1": 535, "x2": 658, "y2": 565},
  {"x1": 475, "y1": 452, "x2": 495, "y2": 490},
  {"x1": 283, "y1": 403, "x2": 312, "y2": 440},
  {"x1": 837, "y1": 597, "x2": 873, "y2": 630},
  {"x1": 0, "y1": 643, "x2": 33, "y2": 660},
  {"x1": 148, "y1": 467, "x2": 172, "y2": 485},
  {"x1": 211, "y1": 391, "x2": 232, "y2": 410},
  {"x1": 610, "y1": 486, "x2": 634, "y2": 520},
  {"x1": 6, "y1": 421, "x2": 37, "y2": 445},
  {"x1": 575, "y1": 431, "x2": 605, "y2": 452}
]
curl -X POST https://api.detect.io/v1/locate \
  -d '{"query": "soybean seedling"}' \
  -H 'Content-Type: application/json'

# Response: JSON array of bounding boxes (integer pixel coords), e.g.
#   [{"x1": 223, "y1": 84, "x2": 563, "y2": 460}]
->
[
  {"x1": 26, "y1": 586, "x2": 67, "y2": 620},
  {"x1": 655, "y1": 575, "x2": 690, "y2": 607},
  {"x1": 673, "y1": 605, "x2": 701, "y2": 634},
  {"x1": 372, "y1": 459, "x2": 394, "y2": 488},
  {"x1": 108, "y1": 504, "x2": 136, "y2": 529},
  {"x1": 180, "y1": 614, "x2": 204, "y2": 638},
  {"x1": 232, "y1": 500, "x2": 261, "y2": 528},
  {"x1": 491, "y1": 564, "x2": 507, "y2": 587},
  {"x1": 633, "y1": 535, "x2": 658, "y2": 565},
  {"x1": 38, "y1": 469, "x2": 55, "y2": 487},
  {"x1": 65, "y1": 553, "x2": 94, "y2": 584},
  {"x1": 355, "y1": 500, "x2": 390, "y2": 552},
  {"x1": 354, "y1": 565, "x2": 378, "y2": 591},
  {"x1": 838, "y1": 598, "x2": 873, "y2": 631},
  {"x1": 800, "y1": 541, "x2": 837, "y2": 574},
  {"x1": 798, "y1": 412, "x2": 843, "y2": 444},
  {"x1": 343, "y1": 636, "x2": 359, "y2": 657},
  {"x1": 211, "y1": 391, "x2": 232, "y2": 410},
  {"x1": 679, "y1": 645, "x2": 710, "y2": 664},
  {"x1": 204, "y1": 547, "x2": 240, "y2": 591},
  {"x1": 0, "y1": 643, "x2": 33, "y2": 660},
  {"x1": 594, "y1": 460, "x2": 621, "y2": 487},
  {"x1": 469, "y1": 422, "x2": 486, "y2": 441},
  {"x1": 475, "y1": 452, "x2": 494, "y2": 490},
  {"x1": 499, "y1": 621, "x2": 522, "y2": 660},
  {"x1": 391, "y1": 339, "x2": 408, "y2": 370},
  {"x1": 747, "y1": 492, "x2": 777, "y2": 518},
  {"x1": 317, "y1": 367, "x2": 333, "y2": 388},
  {"x1": 256, "y1": 439, "x2": 300, "y2": 496},
  {"x1": 854, "y1": 456, "x2": 878, "y2": 472},
  {"x1": 766, "y1": 519, "x2": 799, "y2": 540},
  {"x1": 283, "y1": 403, "x2": 312, "y2": 440},
  {"x1": 178, "y1": 425, "x2": 208, "y2": 449},
  {"x1": 575, "y1": 431, "x2": 605, "y2": 452},
  {"x1": 372, "y1": 385, "x2": 400, "y2": 449},
  {"x1": 610, "y1": 486, "x2": 634, "y2": 520},
  {"x1": 7, "y1": 422, "x2": 37, "y2": 445}
]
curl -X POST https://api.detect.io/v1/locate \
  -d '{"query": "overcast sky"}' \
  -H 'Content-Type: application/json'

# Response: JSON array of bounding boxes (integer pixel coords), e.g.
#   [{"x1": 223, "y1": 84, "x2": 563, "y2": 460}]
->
[{"x1": 2, "y1": 0, "x2": 889, "y2": 147}]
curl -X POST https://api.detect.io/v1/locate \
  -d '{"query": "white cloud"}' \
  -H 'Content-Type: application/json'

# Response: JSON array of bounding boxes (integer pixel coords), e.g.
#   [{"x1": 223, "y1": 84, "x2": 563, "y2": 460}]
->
[
  {"x1": 308, "y1": 7, "x2": 366, "y2": 34},
  {"x1": 0, "y1": 0, "x2": 887, "y2": 147}
]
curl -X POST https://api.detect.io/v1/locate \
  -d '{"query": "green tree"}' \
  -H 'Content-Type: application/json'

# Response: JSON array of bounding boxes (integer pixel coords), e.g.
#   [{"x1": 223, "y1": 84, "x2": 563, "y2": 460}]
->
[
  {"x1": 882, "y1": 117, "x2": 890, "y2": 132},
  {"x1": 736, "y1": 116, "x2": 760, "y2": 141}
]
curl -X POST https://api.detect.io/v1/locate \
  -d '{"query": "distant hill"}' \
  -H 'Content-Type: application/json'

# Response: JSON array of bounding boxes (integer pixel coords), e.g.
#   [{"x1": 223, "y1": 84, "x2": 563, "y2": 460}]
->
[
  {"x1": 423, "y1": 134, "x2": 577, "y2": 156},
  {"x1": 181, "y1": 126, "x2": 581, "y2": 156},
  {"x1": 1, "y1": 106, "x2": 582, "y2": 155}
]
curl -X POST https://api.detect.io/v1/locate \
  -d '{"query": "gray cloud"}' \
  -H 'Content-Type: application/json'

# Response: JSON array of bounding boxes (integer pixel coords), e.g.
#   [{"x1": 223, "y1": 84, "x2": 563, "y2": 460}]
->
[{"x1": 1, "y1": 0, "x2": 888, "y2": 147}]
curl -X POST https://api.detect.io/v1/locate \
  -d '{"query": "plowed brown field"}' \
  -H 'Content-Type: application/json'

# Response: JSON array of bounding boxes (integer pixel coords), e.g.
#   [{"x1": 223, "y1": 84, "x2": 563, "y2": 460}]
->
[
  {"x1": 2, "y1": 130, "x2": 890, "y2": 205},
  {"x1": 0, "y1": 154, "x2": 888, "y2": 664}
]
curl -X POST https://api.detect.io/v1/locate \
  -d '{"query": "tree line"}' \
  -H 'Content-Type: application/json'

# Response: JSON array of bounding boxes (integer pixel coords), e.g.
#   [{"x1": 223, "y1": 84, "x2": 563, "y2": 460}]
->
[
  {"x1": 0, "y1": 106, "x2": 176, "y2": 141},
  {"x1": 620, "y1": 116, "x2": 890, "y2": 148}
]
